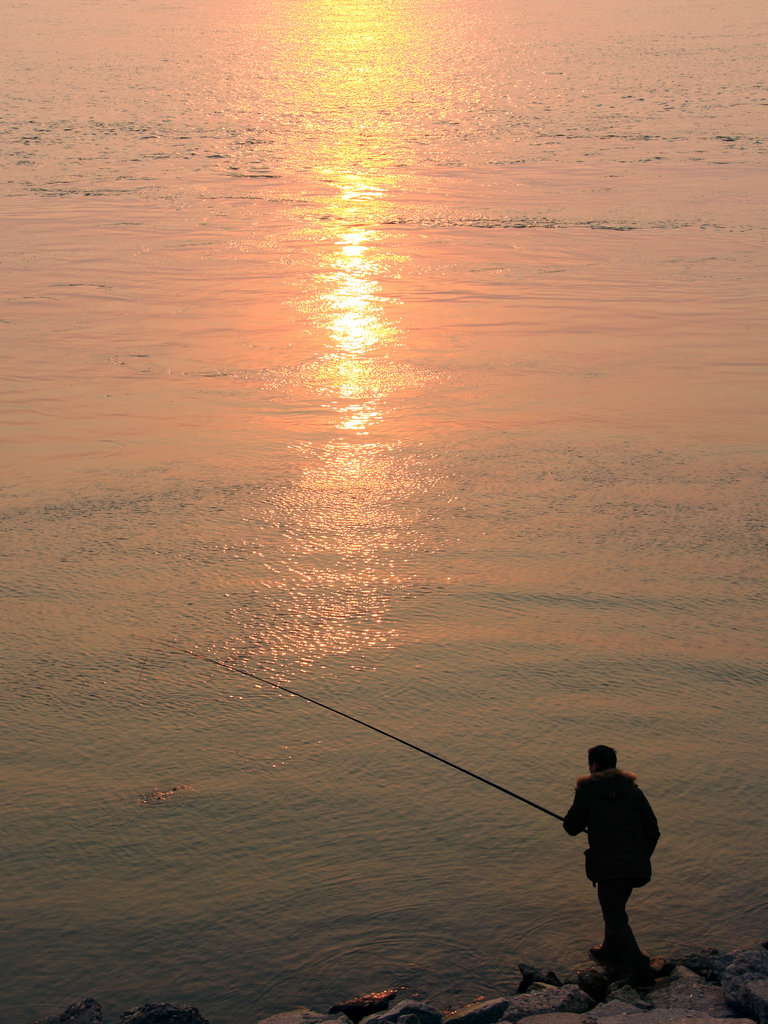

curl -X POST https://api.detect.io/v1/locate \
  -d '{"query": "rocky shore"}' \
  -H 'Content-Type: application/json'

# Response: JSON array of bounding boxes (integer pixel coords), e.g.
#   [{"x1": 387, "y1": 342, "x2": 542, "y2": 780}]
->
[{"x1": 34, "y1": 943, "x2": 768, "y2": 1024}]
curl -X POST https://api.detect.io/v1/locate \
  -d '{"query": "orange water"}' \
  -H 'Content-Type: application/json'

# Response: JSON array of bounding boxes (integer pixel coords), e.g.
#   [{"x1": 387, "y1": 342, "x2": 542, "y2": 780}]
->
[{"x1": 1, "y1": 0, "x2": 767, "y2": 1021}]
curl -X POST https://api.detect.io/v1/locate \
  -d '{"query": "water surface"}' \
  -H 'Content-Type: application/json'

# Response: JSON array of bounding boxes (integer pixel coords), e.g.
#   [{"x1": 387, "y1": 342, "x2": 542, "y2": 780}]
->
[{"x1": 1, "y1": 0, "x2": 767, "y2": 1021}]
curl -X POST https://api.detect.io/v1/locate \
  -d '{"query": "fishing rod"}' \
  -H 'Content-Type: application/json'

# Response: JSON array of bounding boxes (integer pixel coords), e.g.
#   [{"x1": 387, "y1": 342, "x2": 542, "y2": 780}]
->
[{"x1": 157, "y1": 638, "x2": 564, "y2": 823}]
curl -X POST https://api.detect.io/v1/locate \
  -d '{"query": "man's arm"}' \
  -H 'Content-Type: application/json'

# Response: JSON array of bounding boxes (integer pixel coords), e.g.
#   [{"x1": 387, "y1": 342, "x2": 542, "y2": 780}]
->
[{"x1": 563, "y1": 787, "x2": 588, "y2": 835}]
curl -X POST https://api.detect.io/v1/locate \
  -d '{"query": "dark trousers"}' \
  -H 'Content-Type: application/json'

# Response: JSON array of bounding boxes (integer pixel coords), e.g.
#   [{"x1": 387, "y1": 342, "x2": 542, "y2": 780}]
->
[{"x1": 596, "y1": 879, "x2": 647, "y2": 971}]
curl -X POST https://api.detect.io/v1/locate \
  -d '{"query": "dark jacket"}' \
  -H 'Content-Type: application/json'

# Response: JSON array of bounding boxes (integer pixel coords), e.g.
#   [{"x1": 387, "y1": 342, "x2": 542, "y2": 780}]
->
[{"x1": 563, "y1": 768, "x2": 660, "y2": 885}]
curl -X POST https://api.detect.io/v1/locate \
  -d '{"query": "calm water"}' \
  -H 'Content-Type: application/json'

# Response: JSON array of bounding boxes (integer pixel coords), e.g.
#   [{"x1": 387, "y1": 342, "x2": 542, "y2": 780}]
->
[{"x1": 1, "y1": 0, "x2": 767, "y2": 1021}]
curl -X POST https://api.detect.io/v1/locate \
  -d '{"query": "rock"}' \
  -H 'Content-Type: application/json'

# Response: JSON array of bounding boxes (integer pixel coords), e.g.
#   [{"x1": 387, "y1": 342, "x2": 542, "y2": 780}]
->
[
  {"x1": 722, "y1": 949, "x2": 768, "y2": 1024},
  {"x1": 518, "y1": 966, "x2": 563, "y2": 994},
  {"x1": 563, "y1": 966, "x2": 610, "y2": 1004},
  {"x1": 648, "y1": 959, "x2": 671, "y2": 981},
  {"x1": 447, "y1": 998, "x2": 510, "y2": 1024},
  {"x1": 586, "y1": 998, "x2": 646, "y2": 1018},
  {"x1": 604, "y1": 985, "x2": 651, "y2": 1008},
  {"x1": 33, "y1": 999, "x2": 104, "y2": 1024},
  {"x1": 258, "y1": 1012, "x2": 349, "y2": 1024},
  {"x1": 516, "y1": 1015, "x2": 590, "y2": 1024},
  {"x1": 670, "y1": 949, "x2": 744, "y2": 985},
  {"x1": 330, "y1": 991, "x2": 398, "y2": 1024},
  {"x1": 119, "y1": 1006, "x2": 210, "y2": 1024},
  {"x1": 592, "y1": 1013, "x2": 753, "y2": 1024},
  {"x1": 501, "y1": 984, "x2": 594, "y2": 1023},
  {"x1": 648, "y1": 966, "x2": 734, "y2": 1016},
  {"x1": 362, "y1": 1000, "x2": 442, "y2": 1024}
]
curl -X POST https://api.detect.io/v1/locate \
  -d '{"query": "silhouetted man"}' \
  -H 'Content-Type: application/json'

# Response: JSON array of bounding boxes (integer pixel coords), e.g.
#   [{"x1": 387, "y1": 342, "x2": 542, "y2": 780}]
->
[{"x1": 563, "y1": 744, "x2": 660, "y2": 989}]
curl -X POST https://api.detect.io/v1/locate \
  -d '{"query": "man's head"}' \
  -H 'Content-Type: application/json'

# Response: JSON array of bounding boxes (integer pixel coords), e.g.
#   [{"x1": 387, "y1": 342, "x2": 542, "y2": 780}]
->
[{"x1": 588, "y1": 744, "x2": 617, "y2": 772}]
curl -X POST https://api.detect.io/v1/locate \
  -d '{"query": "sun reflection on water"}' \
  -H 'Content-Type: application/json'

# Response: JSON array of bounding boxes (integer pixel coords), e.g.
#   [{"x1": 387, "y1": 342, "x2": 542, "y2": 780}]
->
[
  {"x1": 297, "y1": 175, "x2": 420, "y2": 437},
  {"x1": 223, "y1": 2, "x2": 442, "y2": 670}
]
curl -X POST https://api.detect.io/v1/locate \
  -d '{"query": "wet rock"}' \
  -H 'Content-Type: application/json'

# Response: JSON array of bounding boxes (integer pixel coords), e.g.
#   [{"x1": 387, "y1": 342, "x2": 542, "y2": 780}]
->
[
  {"x1": 563, "y1": 966, "x2": 610, "y2": 1004},
  {"x1": 502, "y1": 984, "x2": 594, "y2": 1023},
  {"x1": 257, "y1": 1011, "x2": 349, "y2": 1024},
  {"x1": 119, "y1": 1006, "x2": 210, "y2": 1024},
  {"x1": 447, "y1": 998, "x2": 511, "y2": 1024},
  {"x1": 362, "y1": 999, "x2": 442, "y2": 1024},
  {"x1": 722, "y1": 949, "x2": 768, "y2": 1024},
  {"x1": 648, "y1": 967, "x2": 734, "y2": 1016},
  {"x1": 33, "y1": 999, "x2": 104, "y2": 1024},
  {"x1": 519, "y1": 966, "x2": 563, "y2": 994},
  {"x1": 330, "y1": 991, "x2": 398, "y2": 1024}
]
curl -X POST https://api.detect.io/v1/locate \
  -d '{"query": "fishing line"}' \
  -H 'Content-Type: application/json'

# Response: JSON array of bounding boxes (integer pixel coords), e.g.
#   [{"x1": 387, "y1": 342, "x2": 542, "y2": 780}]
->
[{"x1": 157, "y1": 638, "x2": 564, "y2": 823}]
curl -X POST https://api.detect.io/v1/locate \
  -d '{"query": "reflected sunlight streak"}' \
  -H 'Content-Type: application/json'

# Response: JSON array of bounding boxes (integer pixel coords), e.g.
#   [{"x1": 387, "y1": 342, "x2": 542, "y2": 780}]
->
[
  {"x1": 226, "y1": 0, "x2": 440, "y2": 669},
  {"x1": 311, "y1": 212, "x2": 402, "y2": 436}
]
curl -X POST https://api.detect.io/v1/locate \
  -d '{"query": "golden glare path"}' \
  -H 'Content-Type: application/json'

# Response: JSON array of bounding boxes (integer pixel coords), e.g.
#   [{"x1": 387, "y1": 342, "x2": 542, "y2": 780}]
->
[{"x1": 226, "y1": 0, "x2": 439, "y2": 669}]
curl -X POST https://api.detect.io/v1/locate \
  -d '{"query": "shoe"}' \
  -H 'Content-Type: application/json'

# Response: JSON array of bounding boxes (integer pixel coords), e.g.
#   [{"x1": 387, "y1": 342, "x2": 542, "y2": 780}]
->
[{"x1": 589, "y1": 945, "x2": 621, "y2": 966}]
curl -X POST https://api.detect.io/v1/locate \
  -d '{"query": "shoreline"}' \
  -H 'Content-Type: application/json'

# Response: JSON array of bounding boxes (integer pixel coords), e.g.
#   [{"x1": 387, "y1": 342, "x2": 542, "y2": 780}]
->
[{"x1": 35, "y1": 942, "x2": 768, "y2": 1024}]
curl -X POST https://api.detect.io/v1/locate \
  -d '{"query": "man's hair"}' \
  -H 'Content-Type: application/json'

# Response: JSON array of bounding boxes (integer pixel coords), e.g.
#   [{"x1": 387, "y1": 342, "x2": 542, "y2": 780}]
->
[{"x1": 588, "y1": 744, "x2": 617, "y2": 771}]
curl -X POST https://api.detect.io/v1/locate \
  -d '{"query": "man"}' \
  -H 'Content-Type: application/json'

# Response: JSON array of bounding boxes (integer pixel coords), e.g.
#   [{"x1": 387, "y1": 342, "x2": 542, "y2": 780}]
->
[{"x1": 563, "y1": 744, "x2": 660, "y2": 989}]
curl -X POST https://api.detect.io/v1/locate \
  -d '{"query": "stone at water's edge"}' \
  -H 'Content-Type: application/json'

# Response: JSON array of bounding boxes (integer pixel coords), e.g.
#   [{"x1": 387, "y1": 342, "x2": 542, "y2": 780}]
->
[
  {"x1": 329, "y1": 988, "x2": 398, "y2": 1023},
  {"x1": 446, "y1": 997, "x2": 511, "y2": 1024},
  {"x1": 518, "y1": 967, "x2": 563, "y2": 994},
  {"x1": 118, "y1": 1006, "x2": 211, "y2": 1024},
  {"x1": 32, "y1": 1003, "x2": 211, "y2": 1024},
  {"x1": 258, "y1": 1010, "x2": 350, "y2": 1024},
  {"x1": 677, "y1": 952, "x2": 745, "y2": 985},
  {"x1": 650, "y1": 966, "x2": 733, "y2": 1016},
  {"x1": 563, "y1": 967, "x2": 610, "y2": 1004},
  {"x1": 501, "y1": 984, "x2": 595, "y2": 1023},
  {"x1": 363, "y1": 1000, "x2": 443, "y2": 1024},
  {"x1": 33, "y1": 998, "x2": 105, "y2": 1024},
  {"x1": 722, "y1": 950, "x2": 768, "y2": 1024}
]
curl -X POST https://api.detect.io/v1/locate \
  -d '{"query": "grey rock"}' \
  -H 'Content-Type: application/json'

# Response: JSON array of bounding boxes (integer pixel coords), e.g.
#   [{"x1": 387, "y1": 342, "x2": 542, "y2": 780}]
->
[
  {"x1": 518, "y1": 966, "x2": 562, "y2": 994},
  {"x1": 502, "y1": 984, "x2": 594, "y2": 1023},
  {"x1": 516, "y1": 1014, "x2": 591, "y2": 1024},
  {"x1": 563, "y1": 967, "x2": 610, "y2": 1005},
  {"x1": 593, "y1": 1013, "x2": 753, "y2": 1024},
  {"x1": 447, "y1": 998, "x2": 511, "y2": 1024},
  {"x1": 648, "y1": 966, "x2": 734, "y2": 1017},
  {"x1": 586, "y1": 998, "x2": 646, "y2": 1018},
  {"x1": 33, "y1": 999, "x2": 104, "y2": 1024},
  {"x1": 259, "y1": 1012, "x2": 350, "y2": 1024},
  {"x1": 604, "y1": 985, "x2": 651, "y2": 1008},
  {"x1": 671, "y1": 949, "x2": 723, "y2": 982},
  {"x1": 119, "y1": 1006, "x2": 210, "y2": 1024},
  {"x1": 363, "y1": 1000, "x2": 442, "y2": 1024},
  {"x1": 672, "y1": 949, "x2": 745, "y2": 985},
  {"x1": 723, "y1": 949, "x2": 768, "y2": 1024}
]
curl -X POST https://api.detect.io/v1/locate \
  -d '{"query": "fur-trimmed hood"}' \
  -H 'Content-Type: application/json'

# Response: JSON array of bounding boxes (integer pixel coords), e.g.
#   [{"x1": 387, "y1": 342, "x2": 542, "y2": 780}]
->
[{"x1": 574, "y1": 767, "x2": 638, "y2": 791}]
